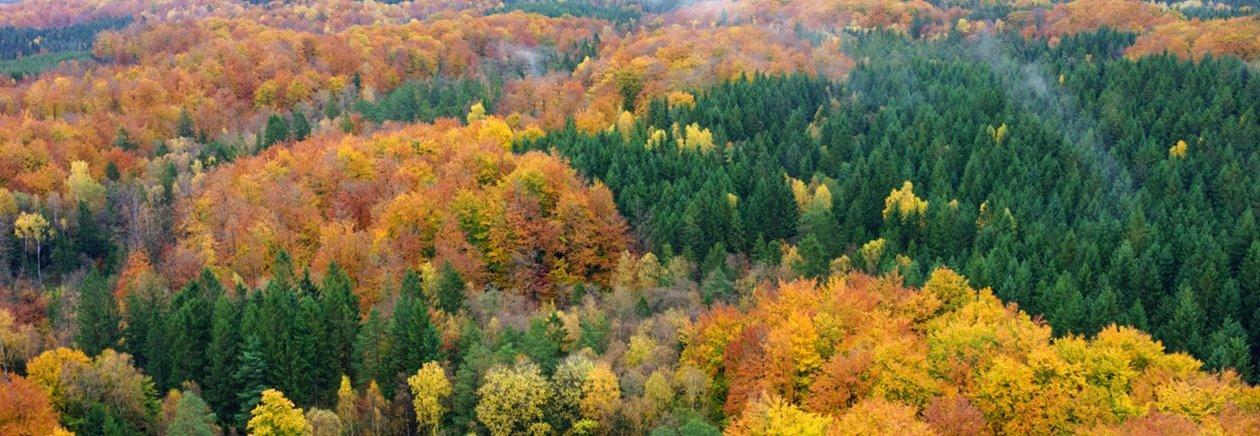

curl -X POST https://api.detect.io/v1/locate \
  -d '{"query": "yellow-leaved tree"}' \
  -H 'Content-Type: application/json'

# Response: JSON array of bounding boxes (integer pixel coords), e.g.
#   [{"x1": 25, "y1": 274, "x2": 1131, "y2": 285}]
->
[
  {"x1": 248, "y1": 389, "x2": 308, "y2": 436},
  {"x1": 407, "y1": 361, "x2": 452, "y2": 436},
  {"x1": 476, "y1": 361, "x2": 551, "y2": 436},
  {"x1": 580, "y1": 361, "x2": 621, "y2": 430}
]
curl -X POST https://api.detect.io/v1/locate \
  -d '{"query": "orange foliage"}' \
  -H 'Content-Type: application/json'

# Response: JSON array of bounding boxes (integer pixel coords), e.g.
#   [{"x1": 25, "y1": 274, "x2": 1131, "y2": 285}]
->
[
  {"x1": 503, "y1": 24, "x2": 853, "y2": 131},
  {"x1": 1028, "y1": 0, "x2": 1177, "y2": 40},
  {"x1": 681, "y1": 269, "x2": 1260, "y2": 433},
  {"x1": 0, "y1": 10, "x2": 601, "y2": 197},
  {"x1": 0, "y1": 373, "x2": 61, "y2": 436},
  {"x1": 1128, "y1": 16, "x2": 1260, "y2": 61},
  {"x1": 666, "y1": 0, "x2": 941, "y2": 34},
  {"x1": 176, "y1": 118, "x2": 627, "y2": 309}
]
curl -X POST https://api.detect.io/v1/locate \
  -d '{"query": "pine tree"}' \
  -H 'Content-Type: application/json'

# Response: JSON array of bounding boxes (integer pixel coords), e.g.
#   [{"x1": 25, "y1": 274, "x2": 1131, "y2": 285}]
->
[
  {"x1": 292, "y1": 111, "x2": 311, "y2": 142},
  {"x1": 435, "y1": 262, "x2": 466, "y2": 314},
  {"x1": 177, "y1": 108, "x2": 196, "y2": 138},
  {"x1": 262, "y1": 114, "x2": 291, "y2": 149},
  {"x1": 353, "y1": 308, "x2": 391, "y2": 389},
  {"x1": 168, "y1": 391, "x2": 219, "y2": 436},
  {"x1": 76, "y1": 268, "x2": 120, "y2": 356},
  {"x1": 1163, "y1": 286, "x2": 1205, "y2": 355},
  {"x1": 321, "y1": 263, "x2": 359, "y2": 382},
  {"x1": 234, "y1": 335, "x2": 268, "y2": 431},
  {"x1": 794, "y1": 234, "x2": 829, "y2": 280},
  {"x1": 1125, "y1": 300, "x2": 1149, "y2": 331},
  {"x1": 389, "y1": 295, "x2": 442, "y2": 385},
  {"x1": 296, "y1": 295, "x2": 331, "y2": 405},
  {"x1": 702, "y1": 268, "x2": 733, "y2": 305},
  {"x1": 1207, "y1": 318, "x2": 1252, "y2": 381},
  {"x1": 205, "y1": 293, "x2": 241, "y2": 428},
  {"x1": 113, "y1": 127, "x2": 136, "y2": 151}
]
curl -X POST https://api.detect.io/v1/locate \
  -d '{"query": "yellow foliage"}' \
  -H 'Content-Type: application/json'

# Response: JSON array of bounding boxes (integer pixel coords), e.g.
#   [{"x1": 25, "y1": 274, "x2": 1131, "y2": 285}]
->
[
  {"x1": 476, "y1": 117, "x2": 514, "y2": 150},
  {"x1": 0, "y1": 188, "x2": 16, "y2": 217},
  {"x1": 615, "y1": 111, "x2": 636, "y2": 140},
  {"x1": 678, "y1": 123, "x2": 716, "y2": 153},
  {"x1": 882, "y1": 181, "x2": 928, "y2": 224},
  {"x1": 408, "y1": 362, "x2": 452, "y2": 436},
  {"x1": 859, "y1": 238, "x2": 886, "y2": 272},
  {"x1": 1170, "y1": 139, "x2": 1188, "y2": 159},
  {"x1": 729, "y1": 395, "x2": 833, "y2": 436},
  {"x1": 625, "y1": 332, "x2": 658, "y2": 368},
  {"x1": 987, "y1": 123, "x2": 1008, "y2": 145},
  {"x1": 65, "y1": 160, "x2": 105, "y2": 207},
  {"x1": 666, "y1": 91, "x2": 696, "y2": 108},
  {"x1": 833, "y1": 398, "x2": 935, "y2": 436},
  {"x1": 336, "y1": 144, "x2": 375, "y2": 180},
  {"x1": 26, "y1": 347, "x2": 90, "y2": 409},
  {"x1": 580, "y1": 362, "x2": 621, "y2": 428},
  {"x1": 14, "y1": 211, "x2": 52, "y2": 245},
  {"x1": 248, "y1": 389, "x2": 308, "y2": 436},
  {"x1": 467, "y1": 102, "x2": 487, "y2": 123},
  {"x1": 476, "y1": 361, "x2": 550, "y2": 436}
]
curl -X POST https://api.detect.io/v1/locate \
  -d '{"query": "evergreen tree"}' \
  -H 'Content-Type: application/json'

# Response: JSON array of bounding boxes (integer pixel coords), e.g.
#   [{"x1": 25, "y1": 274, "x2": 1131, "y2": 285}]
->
[
  {"x1": 205, "y1": 293, "x2": 241, "y2": 428},
  {"x1": 168, "y1": 391, "x2": 219, "y2": 436},
  {"x1": 113, "y1": 127, "x2": 136, "y2": 151},
  {"x1": 389, "y1": 293, "x2": 442, "y2": 386},
  {"x1": 701, "y1": 268, "x2": 733, "y2": 305},
  {"x1": 177, "y1": 108, "x2": 196, "y2": 138},
  {"x1": 234, "y1": 335, "x2": 268, "y2": 431},
  {"x1": 262, "y1": 114, "x2": 291, "y2": 149},
  {"x1": 321, "y1": 263, "x2": 359, "y2": 382},
  {"x1": 296, "y1": 295, "x2": 332, "y2": 405},
  {"x1": 436, "y1": 262, "x2": 466, "y2": 314},
  {"x1": 1163, "y1": 286, "x2": 1206, "y2": 355},
  {"x1": 75, "y1": 268, "x2": 119, "y2": 356},
  {"x1": 1206, "y1": 318, "x2": 1252, "y2": 381},
  {"x1": 793, "y1": 234, "x2": 830, "y2": 280},
  {"x1": 353, "y1": 308, "x2": 391, "y2": 389},
  {"x1": 292, "y1": 111, "x2": 311, "y2": 142}
]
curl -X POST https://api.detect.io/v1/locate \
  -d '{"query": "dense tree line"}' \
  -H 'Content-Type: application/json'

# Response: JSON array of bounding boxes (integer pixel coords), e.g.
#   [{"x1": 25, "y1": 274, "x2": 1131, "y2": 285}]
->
[
  {"x1": 520, "y1": 28, "x2": 1260, "y2": 377},
  {"x1": 489, "y1": 0, "x2": 642, "y2": 27},
  {"x1": 0, "y1": 17, "x2": 129, "y2": 60},
  {"x1": 355, "y1": 77, "x2": 500, "y2": 125}
]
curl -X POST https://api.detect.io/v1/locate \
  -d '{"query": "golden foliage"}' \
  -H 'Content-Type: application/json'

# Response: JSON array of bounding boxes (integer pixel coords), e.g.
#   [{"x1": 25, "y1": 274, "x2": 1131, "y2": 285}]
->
[
  {"x1": 682, "y1": 270, "x2": 1260, "y2": 433},
  {"x1": 882, "y1": 181, "x2": 928, "y2": 223}
]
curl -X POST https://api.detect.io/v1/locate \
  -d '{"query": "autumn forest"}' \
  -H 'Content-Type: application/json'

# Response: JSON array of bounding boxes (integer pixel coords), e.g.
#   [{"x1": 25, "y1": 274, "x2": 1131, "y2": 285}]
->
[{"x1": 1, "y1": 0, "x2": 1260, "y2": 435}]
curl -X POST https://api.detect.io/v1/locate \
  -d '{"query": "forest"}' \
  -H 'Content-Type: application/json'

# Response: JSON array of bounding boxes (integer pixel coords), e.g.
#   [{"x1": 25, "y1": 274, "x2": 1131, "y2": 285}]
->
[{"x1": 0, "y1": 0, "x2": 1259, "y2": 435}]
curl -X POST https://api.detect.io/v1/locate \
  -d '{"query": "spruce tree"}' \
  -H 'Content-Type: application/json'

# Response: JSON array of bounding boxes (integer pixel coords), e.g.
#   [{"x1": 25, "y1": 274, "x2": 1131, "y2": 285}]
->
[
  {"x1": 321, "y1": 263, "x2": 359, "y2": 380},
  {"x1": 76, "y1": 268, "x2": 120, "y2": 356},
  {"x1": 435, "y1": 262, "x2": 466, "y2": 314},
  {"x1": 234, "y1": 334, "x2": 268, "y2": 431},
  {"x1": 177, "y1": 108, "x2": 196, "y2": 138},
  {"x1": 353, "y1": 307, "x2": 390, "y2": 389},
  {"x1": 1207, "y1": 318, "x2": 1252, "y2": 381},
  {"x1": 205, "y1": 293, "x2": 240, "y2": 428},
  {"x1": 292, "y1": 111, "x2": 311, "y2": 142},
  {"x1": 388, "y1": 294, "x2": 442, "y2": 386},
  {"x1": 262, "y1": 114, "x2": 291, "y2": 149}
]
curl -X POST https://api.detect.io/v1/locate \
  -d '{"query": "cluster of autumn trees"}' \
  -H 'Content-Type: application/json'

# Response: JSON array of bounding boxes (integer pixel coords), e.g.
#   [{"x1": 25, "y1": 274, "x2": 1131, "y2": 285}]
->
[
  {"x1": 173, "y1": 117, "x2": 627, "y2": 305},
  {"x1": 691, "y1": 269, "x2": 1260, "y2": 434}
]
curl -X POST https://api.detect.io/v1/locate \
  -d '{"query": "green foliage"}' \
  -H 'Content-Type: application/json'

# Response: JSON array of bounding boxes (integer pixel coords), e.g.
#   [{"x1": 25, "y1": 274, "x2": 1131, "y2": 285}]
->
[
  {"x1": 177, "y1": 108, "x2": 196, "y2": 138},
  {"x1": 389, "y1": 294, "x2": 443, "y2": 390},
  {"x1": 436, "y1": 262, "x2": 467, "y2": 314},
  {"x1": 168, "y1": 391, "x2": 219, "y2": 436},
  {"x1": 75, "y1": 268, "x2": 119, "y2": 356},
  {"x1": 262, "y1": 114, "x2": 291, "y2": 149},
  {"x1": 355, "y1": 77, "x2": 498, "y2": 124}
]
